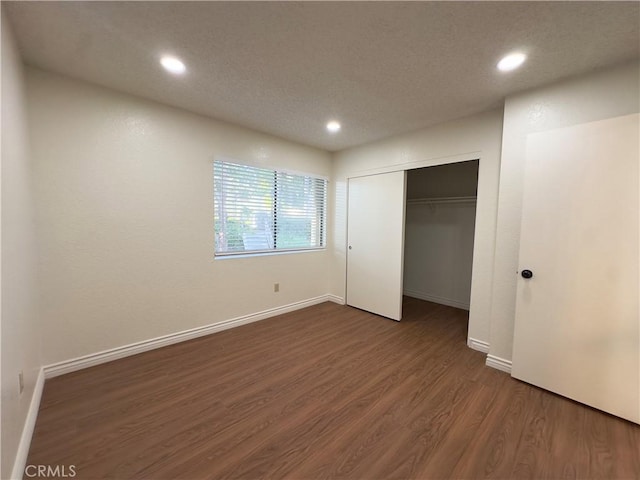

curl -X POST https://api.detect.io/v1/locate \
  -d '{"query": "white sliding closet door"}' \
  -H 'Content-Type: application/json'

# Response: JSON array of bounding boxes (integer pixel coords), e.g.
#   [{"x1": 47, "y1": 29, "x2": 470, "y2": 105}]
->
[
  {"x1": 512, "y1": 113, "x2": 639, "y2": 423},
  {"x1": 346, "y1": 171, "x2": 406, "y2": 321}
]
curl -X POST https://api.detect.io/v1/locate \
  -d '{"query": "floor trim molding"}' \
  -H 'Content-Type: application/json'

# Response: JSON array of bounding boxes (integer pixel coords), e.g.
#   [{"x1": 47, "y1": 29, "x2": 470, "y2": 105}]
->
[
  {"x1": 44, "y1": 295, "x2": 333, "y2": 379},
  {"x1": 326, "y1": 294, "x2": 345, "y2": 305},
  {"x1": 404, "y1": 290, "x2": 470, "y2": 311},
  {"x1": 467, "y1": 337, "x2": 490, "y2": 354},
  {"x1": 11, "y1": 367, "x2": 45, "y2": 480},
  {"x1": 486, "y1": 354, "x2": 513, "y2": 374}
]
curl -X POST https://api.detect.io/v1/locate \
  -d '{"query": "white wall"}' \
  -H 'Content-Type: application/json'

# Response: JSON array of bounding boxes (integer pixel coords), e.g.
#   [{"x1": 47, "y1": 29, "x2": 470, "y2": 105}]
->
[
  {"x1": 331, "y1": 109, "x2": 503, "y2": 346},
  {"x1": 1, "y1": 13, "x2": 42, "y2": 479},
  {"x1": 406, "y1": 160, "x2": 478, "y2": 199},
  {"x1": 26, "y1": 68, "x2": 332, "y2": 366},
  {"x1": 489, "y1": 61, "x2": 640, "y2": 361},
  {"x1": 403, "y1": 202, "x2": 476, "y2": 310}
]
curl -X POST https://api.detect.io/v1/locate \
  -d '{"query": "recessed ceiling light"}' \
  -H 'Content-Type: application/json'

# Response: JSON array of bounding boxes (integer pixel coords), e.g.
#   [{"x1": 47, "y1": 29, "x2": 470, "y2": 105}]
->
[
  {"x1": 497, "y1": 52, "x2": 526, "y2": 72},
  {"x1": 326, "y1": 121, "x2": 341, "y2": 133},
  {"x1": 160, "y1": 56, "x2": 186, "y2": 75}
]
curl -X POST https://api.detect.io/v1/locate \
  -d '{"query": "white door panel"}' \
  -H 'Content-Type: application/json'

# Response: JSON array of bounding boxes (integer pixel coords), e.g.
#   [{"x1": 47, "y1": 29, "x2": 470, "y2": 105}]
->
[
  {"x1": 347, "y1": 171, "x2": 406, "y2": 321},
  {"x1": 512, "y1": 113, "x2": 639, "y2": 423}
]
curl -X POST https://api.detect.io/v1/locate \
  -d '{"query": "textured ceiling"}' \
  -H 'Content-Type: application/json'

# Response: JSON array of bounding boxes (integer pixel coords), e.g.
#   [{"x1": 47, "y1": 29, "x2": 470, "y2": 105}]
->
[{"x1": 5, "y1": 1, "x2": 640, "y2": 151}]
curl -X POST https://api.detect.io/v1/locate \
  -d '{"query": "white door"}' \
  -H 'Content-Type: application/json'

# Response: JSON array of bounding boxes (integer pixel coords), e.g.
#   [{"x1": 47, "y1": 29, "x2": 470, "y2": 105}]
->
[
  {"x1": 346, "y1": 171, "x2": 406, "y2": 321},
  {"x1": 512, "y1": 113, "x2": 639, "y2": 423}
]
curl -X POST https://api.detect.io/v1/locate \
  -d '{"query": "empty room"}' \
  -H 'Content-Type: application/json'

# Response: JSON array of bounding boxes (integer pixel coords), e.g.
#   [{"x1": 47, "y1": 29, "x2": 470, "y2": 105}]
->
[{"x1": 2, "y1": 2, "x2": 639, "y2": 479}]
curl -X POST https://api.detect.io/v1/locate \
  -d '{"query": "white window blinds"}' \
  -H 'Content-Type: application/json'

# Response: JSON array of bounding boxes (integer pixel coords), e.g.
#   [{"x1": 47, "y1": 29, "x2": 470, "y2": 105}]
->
[{"x1": 214, "y1": 160, "x2": 327, "y2": 255}]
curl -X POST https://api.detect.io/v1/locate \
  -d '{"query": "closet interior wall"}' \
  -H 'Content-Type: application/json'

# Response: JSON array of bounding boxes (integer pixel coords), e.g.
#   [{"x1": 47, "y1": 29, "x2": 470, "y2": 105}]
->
[{"x1": 403, "y1": 161, "x2": 479, "y2": 310}]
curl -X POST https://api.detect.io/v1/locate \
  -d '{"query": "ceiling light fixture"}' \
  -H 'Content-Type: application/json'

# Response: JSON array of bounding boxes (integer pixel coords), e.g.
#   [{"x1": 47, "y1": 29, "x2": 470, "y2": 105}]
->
[
  {"x1": 497, "y1": 52, "x2": 526, "y2": 72},
  {"x1": 160, "y1": 56, "x2": 186, "y2": 75},
  {"x1": 326, "y1": 121, "x2": 341, "y2": 133}
]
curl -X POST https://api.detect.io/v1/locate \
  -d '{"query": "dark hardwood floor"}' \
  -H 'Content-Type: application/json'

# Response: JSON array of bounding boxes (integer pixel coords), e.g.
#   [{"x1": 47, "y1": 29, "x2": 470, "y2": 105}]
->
[{"x1": 26, "y1": 297, "x2": 640, "y2": 479}]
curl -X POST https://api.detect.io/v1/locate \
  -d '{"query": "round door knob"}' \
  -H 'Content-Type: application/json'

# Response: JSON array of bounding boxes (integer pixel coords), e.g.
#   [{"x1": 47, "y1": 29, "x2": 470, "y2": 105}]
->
[
  {"x1": 348, "y1": 246, "x2": 352, "y2": 250},
  {"x1": 521, "y1": 269, "x2": 533, "y2": 279}
]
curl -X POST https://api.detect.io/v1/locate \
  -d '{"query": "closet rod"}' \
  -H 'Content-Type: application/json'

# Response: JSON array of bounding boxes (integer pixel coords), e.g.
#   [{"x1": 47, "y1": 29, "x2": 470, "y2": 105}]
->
[{"x1": 407, "y1": 196, "x2": 477, "y2": 206}]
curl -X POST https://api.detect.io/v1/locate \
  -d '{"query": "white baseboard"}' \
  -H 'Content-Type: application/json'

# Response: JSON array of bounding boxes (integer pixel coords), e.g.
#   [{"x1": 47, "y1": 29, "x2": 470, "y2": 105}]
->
[
  {"x1": 327, "y1": 294, "x2": 345, "y2": 305},
  {"x1": 44, "y1": 295, "x2": 333, "y2": 379},
  {"x1": 486, "y1": 354, "x2": 512, "y2": 374},
  {"x1": 467, "y1": 337, "x2": 490, "y2": 354},
  {"x1": 403, "y1": 290, "x2": 470, "y2": 311},
  {"x1": 11, "y1": 367, "x2": 45, "y2": 480}
]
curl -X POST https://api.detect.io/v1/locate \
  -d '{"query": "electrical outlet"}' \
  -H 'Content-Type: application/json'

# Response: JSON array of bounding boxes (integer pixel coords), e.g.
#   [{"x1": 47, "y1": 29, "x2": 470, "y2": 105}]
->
[
  {"x1": 274, "y1": 283, "x2": 280, "y2": 293},
  {"x1": 18, "y1": 371, "x2": 24, "y2": 395}
]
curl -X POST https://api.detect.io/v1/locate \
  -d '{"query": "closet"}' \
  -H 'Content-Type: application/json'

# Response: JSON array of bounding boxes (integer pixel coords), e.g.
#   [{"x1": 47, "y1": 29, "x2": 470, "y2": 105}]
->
[{"x1": 403, "y1": 161, "x2": 479, "y2": 310}]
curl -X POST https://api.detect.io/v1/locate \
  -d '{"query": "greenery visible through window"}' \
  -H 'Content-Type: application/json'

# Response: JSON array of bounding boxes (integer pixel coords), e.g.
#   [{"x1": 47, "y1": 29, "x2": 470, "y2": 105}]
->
[{"x1": 214, "y1": 159, "x2": 327, "y2": 256}]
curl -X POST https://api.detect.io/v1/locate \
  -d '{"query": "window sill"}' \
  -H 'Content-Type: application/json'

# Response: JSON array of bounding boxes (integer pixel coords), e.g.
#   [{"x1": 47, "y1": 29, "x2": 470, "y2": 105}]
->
[{"x1": 214, "y1": 247, "x2": 326, "y2": 260}]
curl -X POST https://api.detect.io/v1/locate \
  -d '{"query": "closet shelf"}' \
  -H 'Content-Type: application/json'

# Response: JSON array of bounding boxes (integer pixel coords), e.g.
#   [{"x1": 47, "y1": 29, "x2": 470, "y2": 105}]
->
[{"x1": 407, "y1": 196, "x2": 477, "y2": 206}]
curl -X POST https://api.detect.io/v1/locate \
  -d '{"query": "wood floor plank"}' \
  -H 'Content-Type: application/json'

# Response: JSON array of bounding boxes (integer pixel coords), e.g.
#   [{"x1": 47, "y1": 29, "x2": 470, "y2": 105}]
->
[
  {"x1": 449, "y1": 379, "x2": 533, "y2": 479},
  {"x1": 418, "y1": 382, "x2": 500, "y2": 478},
  {"x1": 25, "y1": 299, "x2": 640, "y2": 480}
]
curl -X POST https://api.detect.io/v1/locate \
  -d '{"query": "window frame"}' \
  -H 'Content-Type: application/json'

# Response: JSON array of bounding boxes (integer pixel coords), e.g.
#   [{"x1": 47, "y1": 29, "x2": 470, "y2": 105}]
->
[{"x1": 213, "y1": 158, "x2": 328, "y2": 258}]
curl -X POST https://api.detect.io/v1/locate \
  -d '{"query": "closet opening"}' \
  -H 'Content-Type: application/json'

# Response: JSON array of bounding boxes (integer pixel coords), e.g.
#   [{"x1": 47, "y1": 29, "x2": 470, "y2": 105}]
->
[{"x1": 403, "y1": 160, "x2": 479, "y2": 319}]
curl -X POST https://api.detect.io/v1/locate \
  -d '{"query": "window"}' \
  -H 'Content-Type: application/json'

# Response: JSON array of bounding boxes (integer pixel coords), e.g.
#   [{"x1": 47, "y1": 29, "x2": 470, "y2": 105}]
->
[{"x1": 214, "y1": 159, "x2": 327, "y2": 256}]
